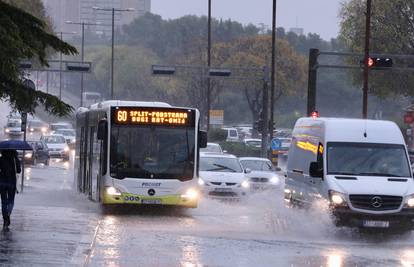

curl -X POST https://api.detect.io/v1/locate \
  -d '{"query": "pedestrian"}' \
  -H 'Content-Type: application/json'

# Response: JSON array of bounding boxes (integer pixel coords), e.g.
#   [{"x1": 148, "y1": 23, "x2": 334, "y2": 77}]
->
[{"x1": 0, "y1": 150, "x2": 21, "y2": 231}]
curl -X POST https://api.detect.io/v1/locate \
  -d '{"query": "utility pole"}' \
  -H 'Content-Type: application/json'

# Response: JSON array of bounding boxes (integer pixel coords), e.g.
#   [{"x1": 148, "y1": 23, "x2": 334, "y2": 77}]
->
[
  {"x1": 111, "y1": 8, "x2": 115, "y2": 100},
  {"x1": 261, "y1": 67, "x2": 270, "y2": 158},
  {"x1": 363, "y1": 0, "x2": 372, "y2": 119},
  {"x1": 207, "y1": 0, "x2": 212, "y2": 131},
  {"x1": 59, "y1": 32, "x2": 63, "y2": 100},
  {"x1": 81, "y1": 22, "x2": 85, "y2": 106},
  {"x1": 270, "y1": 0, "x2": 277, "y2": 139}
]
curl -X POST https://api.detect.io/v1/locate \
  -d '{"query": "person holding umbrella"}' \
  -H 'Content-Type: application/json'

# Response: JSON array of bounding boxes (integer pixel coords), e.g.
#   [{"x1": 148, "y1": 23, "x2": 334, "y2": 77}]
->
[{"x1": 0, "y1": 150, "x2": 21, "y2": 231}]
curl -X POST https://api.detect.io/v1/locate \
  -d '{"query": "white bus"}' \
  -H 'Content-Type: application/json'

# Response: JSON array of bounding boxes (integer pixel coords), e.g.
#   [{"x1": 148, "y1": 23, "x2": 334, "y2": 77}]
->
[{"x1": 75, "y1": 101, "x2": 207, "y2": 208}]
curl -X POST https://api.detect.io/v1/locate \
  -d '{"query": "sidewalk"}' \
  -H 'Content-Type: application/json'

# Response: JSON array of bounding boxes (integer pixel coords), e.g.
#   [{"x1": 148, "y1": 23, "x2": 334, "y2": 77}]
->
[{"x1": 0, "y1": 163, "x2": 99, "y2": 266}]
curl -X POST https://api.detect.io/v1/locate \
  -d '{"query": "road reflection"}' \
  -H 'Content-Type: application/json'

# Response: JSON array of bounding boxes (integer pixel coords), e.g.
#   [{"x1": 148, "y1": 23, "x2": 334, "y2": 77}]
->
[
  {"x1": 401, "y1": 249, "x2": 414, "y2": 267},
  {"x1": 326, "y1": 250, "x2": 345, "y2": 267},
  {"x1": 180, "y1": 236, "x2": 202, "y2": 267}
]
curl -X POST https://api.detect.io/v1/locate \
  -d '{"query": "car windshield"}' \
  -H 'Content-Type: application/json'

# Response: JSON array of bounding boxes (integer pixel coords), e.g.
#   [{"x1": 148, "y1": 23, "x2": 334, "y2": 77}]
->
[
  {"x1": 327, "y1": 142, "x2": 411, "y2": 177},
  {"x1": 51, "y1": 124, "x2": 71, "y2": 130},
  {"x1": 229, "y1": 130, "x2": 237, "y2": 137},
  {"x1": 200, "y1": 144, "x2": 222, "y2": 153},
  {"x1": 29, "y1": 121, "x2": 44, "y2": 127},
  {"x1": 56, "y1": 130, "x2": 75, "y2": 136},
  {"x1": 110, "y1": 125, "x2": 195, "y2": 180},
  {"x1": 240, "y1": 160, "x2": 273, "y2": 172},
  {"x1": 7, "y1": 122, "x2": 20, "y2": 127},
  {"x1": 44, "y1": 136, "x2": 66, "y2": 144},
  {"x1": 200, "y1": 157, "x2": 243, "y2": 173}
]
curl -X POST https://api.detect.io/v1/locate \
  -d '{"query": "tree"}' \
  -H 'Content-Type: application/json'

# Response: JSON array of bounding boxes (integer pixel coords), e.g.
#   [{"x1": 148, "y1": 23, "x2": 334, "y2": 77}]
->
[
  {"x1": 0, "y1": 1, "x2": 77, "y2": 116},
  {"x1": 339, "y1": 0, "x2": 414, "y2": 97}
]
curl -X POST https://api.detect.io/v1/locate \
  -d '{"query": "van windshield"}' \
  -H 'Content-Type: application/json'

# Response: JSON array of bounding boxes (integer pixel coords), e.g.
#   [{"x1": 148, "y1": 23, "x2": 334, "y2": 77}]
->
[{"x1": 327, "y1": 142, "x2": 411, "y2": 177}]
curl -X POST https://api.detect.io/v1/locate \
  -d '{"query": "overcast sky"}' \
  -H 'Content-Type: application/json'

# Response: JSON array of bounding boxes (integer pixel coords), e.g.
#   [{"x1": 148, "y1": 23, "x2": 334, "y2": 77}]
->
[{"x1": 151, "y1": 0, "x2": 343, "y2": 40}]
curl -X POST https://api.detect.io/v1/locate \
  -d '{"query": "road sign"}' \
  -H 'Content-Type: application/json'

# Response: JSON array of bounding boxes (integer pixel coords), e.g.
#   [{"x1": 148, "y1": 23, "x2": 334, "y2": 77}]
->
[
  {"x1": 209, "y1": 109, "x2": 224, "y2": 125},
  {"x1": 271, "y1": 138, "x2": 282, "y2": 150}
]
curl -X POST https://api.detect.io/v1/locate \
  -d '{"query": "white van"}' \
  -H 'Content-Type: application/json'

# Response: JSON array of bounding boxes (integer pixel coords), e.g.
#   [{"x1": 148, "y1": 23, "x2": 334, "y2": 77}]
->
[
  {"x1": 285, "y1": 117, "x2": 414, "y2": 230},
  {"x1": 222, "y1": 127, "x2": 239, "y2": 142}
]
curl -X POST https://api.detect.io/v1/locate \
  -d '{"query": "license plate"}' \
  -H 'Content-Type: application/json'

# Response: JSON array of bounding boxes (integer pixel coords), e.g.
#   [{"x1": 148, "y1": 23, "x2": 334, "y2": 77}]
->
[
  {"x1": 214, "y1": 188, "x2": 232, "y2": 192},
  {"x1": 363, "y1": 220, "x2": 390, "y2": 228},
  {"x1": 141, "y1": 199, "x2": 162, "y2": 205},
  {"x1": 252, "y1": 184, "x2": 267, "y2": 190}
]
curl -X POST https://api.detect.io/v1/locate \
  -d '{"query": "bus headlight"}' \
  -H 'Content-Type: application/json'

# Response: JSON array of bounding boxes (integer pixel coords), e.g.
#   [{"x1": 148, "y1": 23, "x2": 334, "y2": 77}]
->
[
  {"x1": 106, "y1": 186, "x2": 122, "y2": 196},
  {"x1": 181, "y1": 188, "x2": 199, "y2": 200},
  {"x1": 329, "y1": 190, "x2": 347, "y2": 207},
  {"x1": 241, "y1": 180, "x2": 250, "y2": 188},
  {"x1": 405, "y1": 194, "x2": 414, "y2": 208}
]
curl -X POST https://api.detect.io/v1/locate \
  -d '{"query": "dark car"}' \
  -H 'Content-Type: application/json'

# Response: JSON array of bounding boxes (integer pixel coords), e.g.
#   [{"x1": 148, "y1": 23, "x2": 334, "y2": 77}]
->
[{"x1": 18, "y1": 141, "x2": 50, "y2": 165}]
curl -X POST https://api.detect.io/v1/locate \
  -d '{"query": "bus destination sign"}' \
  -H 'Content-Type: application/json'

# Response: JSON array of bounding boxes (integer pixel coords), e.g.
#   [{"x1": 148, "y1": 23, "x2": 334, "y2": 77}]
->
[{"x1": 113, "y1": 107, "x2": 194, "y2": 126}]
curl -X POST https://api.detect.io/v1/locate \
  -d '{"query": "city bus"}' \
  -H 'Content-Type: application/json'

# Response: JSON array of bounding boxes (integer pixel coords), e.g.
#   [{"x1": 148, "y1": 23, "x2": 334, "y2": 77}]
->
[{"x1": 75, "y1": 100, "x2": 207, "y2": 208}]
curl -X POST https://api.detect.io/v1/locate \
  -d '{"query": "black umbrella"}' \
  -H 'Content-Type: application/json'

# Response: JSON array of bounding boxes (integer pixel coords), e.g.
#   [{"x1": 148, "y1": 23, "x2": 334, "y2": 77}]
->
[{"x1": 0, "y1": 140, "x2": 33, "y2": 150}]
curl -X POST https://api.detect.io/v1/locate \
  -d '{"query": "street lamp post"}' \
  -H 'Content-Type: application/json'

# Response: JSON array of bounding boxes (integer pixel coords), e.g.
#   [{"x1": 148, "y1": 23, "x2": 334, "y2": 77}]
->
[
  {"x1": 66, "y1": 21, "x2": 104, "y2": 106},
  {"x1": 207, "y1": 0, "x2": 212, "y2": 131},
  {"x1": 92, "y1": 6, "x2": 134, "y2": 100},
  {"x1": 56, "y1": 31, "x2": 76, "y2": 100},
  {"x1": 270, "y1": 0, "x2": 277, "y2": 139}
]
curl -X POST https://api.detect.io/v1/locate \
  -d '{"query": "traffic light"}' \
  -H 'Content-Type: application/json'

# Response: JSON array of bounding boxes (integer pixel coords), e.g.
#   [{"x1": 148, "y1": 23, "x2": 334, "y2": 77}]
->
[
  {"x1": 310, "y1": 111, "x2": 319, "y2": 118},
  {"x1": 360, "y1": 57, "x2": 393, "y2": 69}
]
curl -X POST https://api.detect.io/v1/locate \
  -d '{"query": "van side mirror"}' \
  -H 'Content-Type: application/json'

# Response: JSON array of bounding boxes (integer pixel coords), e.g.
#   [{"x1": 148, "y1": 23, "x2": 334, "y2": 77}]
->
[
  {"x1": 244, "y1": 168, "x2": 252, "y2": 174},
  {"x1": 97, "y1": 119, "x2": 107, "y2": 140},
  {"x1": 309, "y1": 162, "x2": 323, "y2": 178},
  {"x1": 199, "y1": 130, "x2": 207, "y2": 148}
]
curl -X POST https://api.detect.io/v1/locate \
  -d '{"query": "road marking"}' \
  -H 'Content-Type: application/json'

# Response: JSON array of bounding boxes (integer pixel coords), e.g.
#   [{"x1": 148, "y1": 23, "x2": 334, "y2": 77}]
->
[{"x1": 83, "y1": 220, "x2": 102, "y2": 267}]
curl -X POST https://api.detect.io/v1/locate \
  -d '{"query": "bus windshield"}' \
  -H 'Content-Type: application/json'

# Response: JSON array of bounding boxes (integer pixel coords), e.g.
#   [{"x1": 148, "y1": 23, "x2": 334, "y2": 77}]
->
[
  {"x1": 327, "y1": 142, "x2": 411, "y2": 177},
  {"x1": 110, "y1": 126, "x2": 195, "y2": 180}
]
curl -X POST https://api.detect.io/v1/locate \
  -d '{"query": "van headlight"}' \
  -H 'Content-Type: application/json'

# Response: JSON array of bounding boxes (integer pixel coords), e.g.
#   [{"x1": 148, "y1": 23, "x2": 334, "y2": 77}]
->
[
  {"x1": 329, "y1": 190, "x2": 347, "y2": 207},
  {"x1": 241, "y1": 180, "x2": 250, "y2": 188},
  {"x1": 405, "y1": 194, "x2": 414, "y2": 208},
  {"x1": 106, "y1": 186, "x2": 122, "y2": 196},
  {"x1": 181, "y1": 188, "x2": 199, "y2": 200}
]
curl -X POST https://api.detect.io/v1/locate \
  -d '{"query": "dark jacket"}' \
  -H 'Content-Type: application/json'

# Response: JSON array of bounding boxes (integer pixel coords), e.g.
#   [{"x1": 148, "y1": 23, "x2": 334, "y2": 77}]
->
[{"x1": 0, "y1": 151, "x2": 21, "y2": 187}]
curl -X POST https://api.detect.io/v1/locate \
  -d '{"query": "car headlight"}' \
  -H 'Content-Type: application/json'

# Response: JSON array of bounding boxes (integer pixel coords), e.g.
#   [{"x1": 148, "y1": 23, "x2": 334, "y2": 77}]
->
[
  {"x1": 106, "y1": 186, "x2": 122, "y2": 196},
  {"x1": 64, "y1": 146, "x2": 70, "y2": 152},
  {"x1": 30, "y1": 128, "x2": 34, "y2": 132},
  {"x1": 241, "y1": 180, "x2": 250, "y2": 188},
  {"x1": 405, "y1": 194, "x2": 414, "y2": 208},
  {"x1": 181, "y1": 188, "x2": 199, "y2": 200},
  {"x1": 270, "y1": 175, "x2": 279, "y2": 185},
  {"x1": 5, "y1": 129, "x2": 9, "y2": 133},
  {"x1": 198, "y1": 178, "x2": 205, "y2": 186},
  {"x1": 24, "y1": 152, "x2": 33, "y2": 159},
  {"x1": 41, "y1": 127, "x2": 47, "y2": 133},
  {"x1": 329, "y1": 190, "x2": 347, "y2": 207}
]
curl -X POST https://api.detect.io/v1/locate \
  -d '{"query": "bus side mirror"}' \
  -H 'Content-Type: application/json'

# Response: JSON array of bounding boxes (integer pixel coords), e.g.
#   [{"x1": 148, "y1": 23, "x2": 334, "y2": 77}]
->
[
  {"x1": 97, "y1": 119, "x2": 107, "y2": 140},
  {"x1": 199, "y1": 131, "x2": 207, "y2": 148},
  {"x1": 309, "y1": 162, "x2": 323, "y2": 178}
]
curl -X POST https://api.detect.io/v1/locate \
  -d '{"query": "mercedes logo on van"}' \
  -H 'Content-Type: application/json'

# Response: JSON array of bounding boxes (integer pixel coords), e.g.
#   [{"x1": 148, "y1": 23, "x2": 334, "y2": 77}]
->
[
  {"x1": 148, "y1": 189, "x2": 156, "y2": 196},
  {"x1": 371, "y1": 196, "x2": 383, "y2": 208}
]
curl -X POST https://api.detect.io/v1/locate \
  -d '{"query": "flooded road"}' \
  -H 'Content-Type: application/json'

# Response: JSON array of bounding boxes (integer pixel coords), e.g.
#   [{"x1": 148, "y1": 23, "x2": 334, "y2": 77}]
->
[{"x1": 0, "y1": 155, "x2": 413, "y2": 266}]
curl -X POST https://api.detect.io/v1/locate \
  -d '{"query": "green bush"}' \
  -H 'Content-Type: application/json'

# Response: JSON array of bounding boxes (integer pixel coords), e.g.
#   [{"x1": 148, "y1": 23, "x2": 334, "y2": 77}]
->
[
  {"x1": 219, "y1": 142, "x2": 261, "y2": 157},
  {"x1": 208, "y1": 128, "x2": 227, "y2": 142}
]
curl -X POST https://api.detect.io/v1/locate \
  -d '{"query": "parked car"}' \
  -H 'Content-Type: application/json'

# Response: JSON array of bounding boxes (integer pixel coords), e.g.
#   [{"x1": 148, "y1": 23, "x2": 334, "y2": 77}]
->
[
  {"x1": 200, "y1": 142, "x2": 223, "y2": 153},
  {"x1": 244, "y1": 138, "x2": 262, "y2": 148},
  {"x1": 239, "y1": 157, "x2": 281, "y2": 191},
  {"x1": 27, "y1": 119, "x2": 49, "y2": 135},
  {"x1": 52, "y1": 129, "x2": 76, "y2": 147},
  {"x1": 198, "y1": 153, "x2": 250, "y2": 199},
  {"x1": 41, "y1": 134, "x2": 70, "y2": 161},
  {"x1": 18, "y1": 141, "x2": 50, "y2": 165}
]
